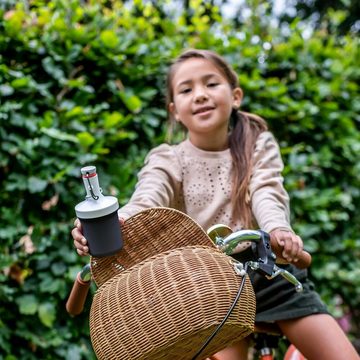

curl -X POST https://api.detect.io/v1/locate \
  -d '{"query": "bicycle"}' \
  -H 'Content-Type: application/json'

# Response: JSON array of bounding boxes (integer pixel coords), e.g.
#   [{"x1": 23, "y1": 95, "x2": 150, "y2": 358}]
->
[{"x1": 66, "y1": 207, "x2": 310, "y2": 360}]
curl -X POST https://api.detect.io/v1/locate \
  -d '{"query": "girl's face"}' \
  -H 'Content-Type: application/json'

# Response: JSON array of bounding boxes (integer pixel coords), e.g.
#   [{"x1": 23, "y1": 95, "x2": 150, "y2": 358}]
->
[{"x1": 169, "y1": 57, "x2": 243, "y2": 150}]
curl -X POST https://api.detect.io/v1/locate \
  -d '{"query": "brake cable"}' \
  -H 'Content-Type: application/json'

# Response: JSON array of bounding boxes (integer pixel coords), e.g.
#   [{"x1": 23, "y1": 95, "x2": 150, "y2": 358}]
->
[{"x1": 191, "y1": 262, "x2": 249, "y2": 360}]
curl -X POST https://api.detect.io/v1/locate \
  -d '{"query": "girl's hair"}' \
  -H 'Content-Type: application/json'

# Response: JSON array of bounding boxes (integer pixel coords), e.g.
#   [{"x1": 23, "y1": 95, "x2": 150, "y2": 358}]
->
[{"x1": 166, "y1": 49, "x2": 268, "y2": 228}]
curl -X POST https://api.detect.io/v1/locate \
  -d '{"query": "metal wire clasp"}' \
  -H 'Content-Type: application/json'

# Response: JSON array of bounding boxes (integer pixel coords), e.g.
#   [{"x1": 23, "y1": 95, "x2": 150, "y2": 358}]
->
[{"x1": 232, "y1": 260, "x2": 247, "y2": 276}]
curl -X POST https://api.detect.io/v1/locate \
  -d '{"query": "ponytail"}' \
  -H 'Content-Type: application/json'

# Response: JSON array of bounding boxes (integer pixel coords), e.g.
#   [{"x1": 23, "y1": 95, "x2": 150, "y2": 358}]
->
[{"x1": 229, "y1": 111, "x2": 267, "y2": 228}]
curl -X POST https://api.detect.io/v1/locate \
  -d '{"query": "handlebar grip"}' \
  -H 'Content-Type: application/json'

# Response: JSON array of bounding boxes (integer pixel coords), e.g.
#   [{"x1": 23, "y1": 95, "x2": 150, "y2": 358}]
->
[
  {"x1": 66, "y1": 272, "x2": 91, "y2": 316},
  {"x1": 270, "y1": 240, "x2": 312, "y2": 269}
]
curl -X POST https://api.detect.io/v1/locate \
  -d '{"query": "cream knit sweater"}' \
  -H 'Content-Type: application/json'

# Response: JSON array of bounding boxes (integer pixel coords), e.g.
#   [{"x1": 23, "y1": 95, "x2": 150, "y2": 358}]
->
[{"x1": 119, "y1": 131, "x2": 292, "y2": 235}]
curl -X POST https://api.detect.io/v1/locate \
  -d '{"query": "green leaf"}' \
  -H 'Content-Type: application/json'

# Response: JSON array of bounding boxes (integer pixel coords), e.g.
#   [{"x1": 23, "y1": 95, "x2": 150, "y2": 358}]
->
[
  {"x1": 77, "y1": 132, "x2": 95, "y2": 147},
  {"x1": 16, "y1": 295, "x2": 38, "y2": 315},
  {"x1": 5, "y1": 355, "x2": 17, "y2": 360},
  {"x1": 65, "y1": 345, "x2": 82, "y2": 360},
  {"x1": 65, "y1": 106, "x2": 84, "y2": 118},
  {"x1": 28, "y1": 176, "x2": 48, "y2": 193},
  {"x1": 41, "y1": 128, "x2": 79, "y2": 143},
  {"x1": 38, "y1": 302, "x2": 56, "y2": 328},
  {"x1": 119, "y1": 91, "x2": 142, "y2": 113},
  {"x1": 100, "y1": 30, "x2": 119, "y2": 48},
  {"x1": 11, "y1": 78, "x2": 29, "y2": 88},
  {"x1": 0, "y1": 84, "x2": 14, "y2": 96},
  {"x1": 4, "y1": 10, "x2": 25, "y2": 35},
  {"x1": 51, "y1": 262, "x2": 67, "y2": 276},
  {"x1": 39, "y1": 277, "x2": 63, "y2": 294},
  {"x1": 42, "y1": 57, "x2": 65, "y2": 82},
  {"x1": 103, "y1": 112, "x2": 124, "y2": 128}
]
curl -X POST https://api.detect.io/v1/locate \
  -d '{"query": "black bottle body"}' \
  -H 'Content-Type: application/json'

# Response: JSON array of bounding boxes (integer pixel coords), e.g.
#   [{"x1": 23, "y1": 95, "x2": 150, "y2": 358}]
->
[{"x1": 79, "y1": 210, "x2": 123, "y2": 257}]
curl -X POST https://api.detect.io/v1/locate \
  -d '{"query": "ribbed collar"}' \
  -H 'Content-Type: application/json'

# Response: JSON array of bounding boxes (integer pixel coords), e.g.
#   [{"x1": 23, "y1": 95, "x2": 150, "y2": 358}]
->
[{"x1": 180, "y1": 138, "x2": 231, "y2": 159}]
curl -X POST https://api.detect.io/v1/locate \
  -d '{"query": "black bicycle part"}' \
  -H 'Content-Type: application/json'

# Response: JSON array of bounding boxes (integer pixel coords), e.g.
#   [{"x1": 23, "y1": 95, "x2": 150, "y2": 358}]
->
[
  {"x1": 231, "y1": 230, "x2": 275, "y2": 277},
  {"x1": 254, "y1": 333, "x2": 280, "y2": 358}
]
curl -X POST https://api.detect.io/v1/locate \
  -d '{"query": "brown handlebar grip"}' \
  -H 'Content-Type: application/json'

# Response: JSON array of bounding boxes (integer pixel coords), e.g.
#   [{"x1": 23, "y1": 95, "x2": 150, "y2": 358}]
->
[
  {"x1": 270, "y1": 240, "x2": 312, "y2": 269},
  {"x1": 66, "y1": 272, "x2": 91, "y2": 316}
]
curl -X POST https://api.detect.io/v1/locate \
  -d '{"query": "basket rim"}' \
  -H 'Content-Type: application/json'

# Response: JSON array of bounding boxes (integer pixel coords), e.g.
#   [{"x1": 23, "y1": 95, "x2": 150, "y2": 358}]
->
[{"x1": 90, "y1": 207, "x2": 216, "y2": 287}]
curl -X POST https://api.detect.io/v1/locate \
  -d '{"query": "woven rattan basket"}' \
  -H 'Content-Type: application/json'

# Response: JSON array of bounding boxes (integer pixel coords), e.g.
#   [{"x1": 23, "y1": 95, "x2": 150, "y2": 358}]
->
[
  {"x1": 90, "y1": 207, "x2": 216, "y2": 287},
  {"x1": 89, "y1": 208, "x2": 256, "y2": 360}
]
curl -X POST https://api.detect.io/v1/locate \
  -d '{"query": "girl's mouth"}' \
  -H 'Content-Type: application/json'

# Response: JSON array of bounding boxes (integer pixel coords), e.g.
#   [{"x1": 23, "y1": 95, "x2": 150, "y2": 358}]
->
[{"x1": 193, "y1": 106, "x2": 215, "y2": 115}]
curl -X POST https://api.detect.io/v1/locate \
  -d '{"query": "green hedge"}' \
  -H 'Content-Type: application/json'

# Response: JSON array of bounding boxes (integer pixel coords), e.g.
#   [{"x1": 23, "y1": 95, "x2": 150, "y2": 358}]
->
[{"x1": 0, "y1": 0, "x2": 359, "y2": 358}]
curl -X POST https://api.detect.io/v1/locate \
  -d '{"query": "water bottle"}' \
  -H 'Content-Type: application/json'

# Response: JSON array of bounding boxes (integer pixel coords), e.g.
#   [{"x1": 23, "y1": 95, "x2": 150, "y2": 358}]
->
[{"x1": 75, "y1": 166, "x2": 123, "y2": 257}]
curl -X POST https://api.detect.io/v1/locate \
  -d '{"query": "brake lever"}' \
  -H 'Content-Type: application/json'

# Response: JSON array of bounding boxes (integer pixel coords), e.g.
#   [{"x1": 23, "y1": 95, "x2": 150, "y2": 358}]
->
[{"x1": 247, "y1": 261, "x2": 303, "y2": 292}]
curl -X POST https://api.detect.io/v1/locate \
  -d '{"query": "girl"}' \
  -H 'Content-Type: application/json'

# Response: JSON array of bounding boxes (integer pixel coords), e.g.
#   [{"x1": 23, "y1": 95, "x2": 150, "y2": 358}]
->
[{"x1": 72, "y1": 49, "x2": 358, "y2": 359}]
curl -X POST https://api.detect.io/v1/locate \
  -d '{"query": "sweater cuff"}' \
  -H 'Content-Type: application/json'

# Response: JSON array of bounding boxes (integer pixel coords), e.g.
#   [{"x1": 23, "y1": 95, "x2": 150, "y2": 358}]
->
[{"x1": 266, "y1": 225, "x2": 293, "y2": 234}]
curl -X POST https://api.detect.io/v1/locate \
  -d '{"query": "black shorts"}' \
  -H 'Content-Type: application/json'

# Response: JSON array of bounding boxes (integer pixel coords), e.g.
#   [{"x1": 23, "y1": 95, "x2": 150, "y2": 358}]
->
[{"x1": 248, "y1": 264, "x2": 329, "y2": 322}]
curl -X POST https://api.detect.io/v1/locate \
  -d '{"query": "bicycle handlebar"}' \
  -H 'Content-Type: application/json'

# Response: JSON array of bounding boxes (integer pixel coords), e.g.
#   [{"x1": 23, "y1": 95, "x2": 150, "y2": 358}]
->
[
  {"x1": 66, "y1": 225, "x2": 311, "y2": 316},
  {"x1": 66, "y1": 264, "x2": 91, "y2": 316},
  {"x1": 218, "y1": 229, "x2": 312, "y2": 269},
  {"x1": 207, "y1": 226, "x2": 309, "y2": 292}
]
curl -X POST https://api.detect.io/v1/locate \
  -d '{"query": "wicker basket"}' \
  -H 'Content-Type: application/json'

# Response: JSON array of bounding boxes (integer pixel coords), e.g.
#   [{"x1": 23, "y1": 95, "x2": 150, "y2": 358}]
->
[
  {"x1": 89, "y1": 208, "x2": 256, "y2": 360},
  {"x1": 90, "y1": 208, "x2": 216, "y2": 287}
]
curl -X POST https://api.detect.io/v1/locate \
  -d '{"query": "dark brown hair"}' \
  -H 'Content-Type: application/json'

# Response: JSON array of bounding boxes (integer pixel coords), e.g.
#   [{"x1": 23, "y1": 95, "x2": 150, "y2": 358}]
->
[{"x1": 166, "y1": 49, "x2": 268, "y2": 228}]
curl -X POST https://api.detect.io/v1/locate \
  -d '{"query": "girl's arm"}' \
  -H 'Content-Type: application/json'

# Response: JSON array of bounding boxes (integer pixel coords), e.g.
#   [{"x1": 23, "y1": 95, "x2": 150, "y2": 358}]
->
[
  {"x1": 72, "y1": 144, "x2": 182, "y2": 256},
  {"x1": 117, "y1": 144, "x2": 182, "y2": 219},
  {"x1": 249, "y1": 132, "x2": 303, "y2": 263}
]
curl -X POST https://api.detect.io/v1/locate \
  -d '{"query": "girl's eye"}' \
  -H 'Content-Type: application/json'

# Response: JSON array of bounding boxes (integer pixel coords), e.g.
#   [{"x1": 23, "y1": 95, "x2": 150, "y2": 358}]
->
[
  {"x1": 207, "y1": 82, "x2": 219, "y2": 87},
  {"x1": 179, "y1": 88, "x2": 191, "y2": 94}
]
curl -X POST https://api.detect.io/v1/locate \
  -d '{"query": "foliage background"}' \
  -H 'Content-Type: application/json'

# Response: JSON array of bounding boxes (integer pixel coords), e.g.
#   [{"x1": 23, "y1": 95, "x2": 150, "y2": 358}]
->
[{"x1": 0, "y1": 0, "x2": 359, "y2": 358}]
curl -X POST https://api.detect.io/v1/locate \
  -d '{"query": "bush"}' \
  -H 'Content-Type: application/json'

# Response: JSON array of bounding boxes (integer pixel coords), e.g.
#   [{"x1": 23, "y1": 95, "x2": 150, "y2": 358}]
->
[{"x1": 0, "y1": 0, "x2": 359, "y2": 357}]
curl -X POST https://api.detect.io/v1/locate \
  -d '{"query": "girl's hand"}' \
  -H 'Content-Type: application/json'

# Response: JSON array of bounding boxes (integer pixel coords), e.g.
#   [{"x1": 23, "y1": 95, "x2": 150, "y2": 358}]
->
[
  {"x1": 269, "y1": 228, "x2": 303, "y2": 263},
  {"x1": 72, "y1": 219, "x2": 89, "y2": 256},
  {"x1": 71, "y1": 217, "x2": 125, "y2": 257}
]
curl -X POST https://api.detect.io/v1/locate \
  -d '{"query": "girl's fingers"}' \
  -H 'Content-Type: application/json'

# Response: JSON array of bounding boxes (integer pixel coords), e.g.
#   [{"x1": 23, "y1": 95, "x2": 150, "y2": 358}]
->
[
  {"x1": 73, "y1": 238, "x2": 89, "y2": 256},
  {"x1": 71, "y1": 222, "x2": 89, "y2": 256},
  {"x1": 74, "y1": 218, "x2": 82, "y2": 230},
  {"x1": 71, "y1": 227, "x2": 86, "y2": 243},
  {"x1": 279, "y1": 232, "x2": 293, "y2": 261},
  {"x1": 290, "y1": 240, "x2": 299, "y2": 262},
  {"x1": 293, "y1": 235, "x2": 304, "y2": 261},
  {"x1": 271, "y1": 229, "x2": 304, "y2": 263},
  {"x1": 76, "y1": 247, "x2": 89, "y2": 256},
  {"x1": 282, "y1": 233, "x2": 304, "y2": 262},
  {"x1": 270, "y1": 229, "x2": 310, "y2": 267}
]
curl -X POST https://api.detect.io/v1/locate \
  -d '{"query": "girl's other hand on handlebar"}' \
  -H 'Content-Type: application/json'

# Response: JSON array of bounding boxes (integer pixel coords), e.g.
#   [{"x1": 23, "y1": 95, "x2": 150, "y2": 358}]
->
[
  {"x1": 71, "y1": 217, "x2": 125, "y2": 257},
  {"x1": 270, "y1": 229, "x2": 303, "y2": 263}
]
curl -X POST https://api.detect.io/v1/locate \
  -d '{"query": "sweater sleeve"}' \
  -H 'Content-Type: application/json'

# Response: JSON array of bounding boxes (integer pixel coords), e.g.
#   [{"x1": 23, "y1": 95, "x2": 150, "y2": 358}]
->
[
  {"x1": 118, "y1": 144, "x2": 182, "y2": 219},
  {"x1": 249, "y1": 131, "x2": 292, "y2": 233}
]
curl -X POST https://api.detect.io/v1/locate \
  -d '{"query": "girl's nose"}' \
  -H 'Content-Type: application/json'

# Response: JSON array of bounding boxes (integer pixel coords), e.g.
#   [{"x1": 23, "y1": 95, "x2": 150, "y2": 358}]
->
[{"x1": 194, "y1": 86, "x2": 208, "y2": 103}]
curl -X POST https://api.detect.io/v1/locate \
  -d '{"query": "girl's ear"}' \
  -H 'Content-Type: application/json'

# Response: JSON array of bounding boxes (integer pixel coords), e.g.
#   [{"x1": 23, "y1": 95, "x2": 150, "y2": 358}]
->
[
  {"x1": 232, "y1": 87, "x2": 243, "y2": 109},
  {"x1": 169, "y1": 102, "x2": 180, "y2": 122}
]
